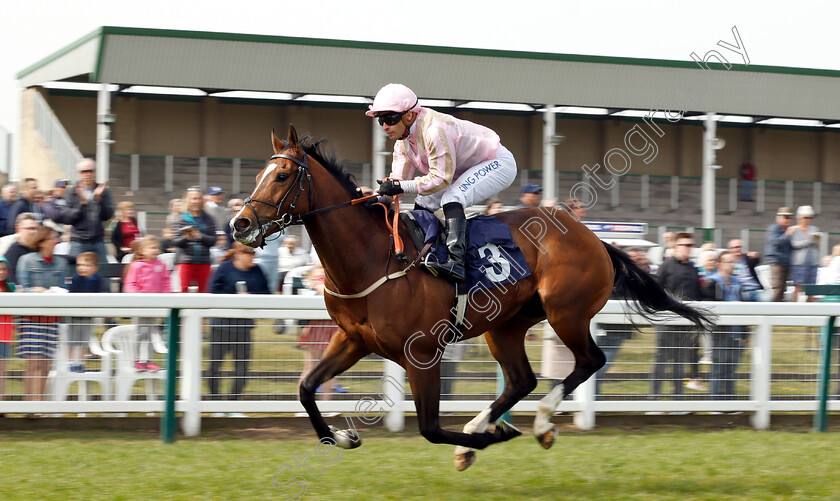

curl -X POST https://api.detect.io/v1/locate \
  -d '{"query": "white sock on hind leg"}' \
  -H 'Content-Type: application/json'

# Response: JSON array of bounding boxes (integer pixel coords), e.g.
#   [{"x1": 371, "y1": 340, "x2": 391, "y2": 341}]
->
[{"x1": 534, "y1": 384, "x2": 564, "y2": 436}]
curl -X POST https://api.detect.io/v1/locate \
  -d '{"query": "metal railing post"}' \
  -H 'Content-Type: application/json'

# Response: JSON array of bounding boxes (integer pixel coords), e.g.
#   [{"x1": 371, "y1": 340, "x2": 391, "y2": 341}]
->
[
  {"x1": 814, "y1": 315, "x2": 836, "y2": 432},
  {"x1": 162, "y1": 308, "x2": 180, "y2": 443}
]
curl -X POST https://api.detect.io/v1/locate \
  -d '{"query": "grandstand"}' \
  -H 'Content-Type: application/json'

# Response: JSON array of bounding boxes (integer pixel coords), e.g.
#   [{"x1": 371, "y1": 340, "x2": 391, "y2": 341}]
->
[{"x1": 12, "y1": 27, "x2": 840, "y2": 254}]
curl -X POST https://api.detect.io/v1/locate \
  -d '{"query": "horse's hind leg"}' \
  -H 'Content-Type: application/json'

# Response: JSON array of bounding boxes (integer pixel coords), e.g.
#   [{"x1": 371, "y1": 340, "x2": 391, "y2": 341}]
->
[
  {"x1": 299, "y1": 329, "x2": 370, "y2": 447},
  {"x1": 404, "y1": 361, "x2": 520, "y2": 471},
  {"x1": 533, "y1": 315, "x2": 605, "y2": 449},
  {"x1": 453, "y1": 319, "x2": 536, "y2": 470}
]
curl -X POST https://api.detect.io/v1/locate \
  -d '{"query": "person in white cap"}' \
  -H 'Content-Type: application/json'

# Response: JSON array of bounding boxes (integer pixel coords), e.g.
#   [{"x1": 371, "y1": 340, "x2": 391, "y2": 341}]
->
[
  {"x1": 366, "y1": 83, "x2": 517, "y2": 283},
  {"x1": 788, "y1": 205, "x2": 821, "y2": 302}
]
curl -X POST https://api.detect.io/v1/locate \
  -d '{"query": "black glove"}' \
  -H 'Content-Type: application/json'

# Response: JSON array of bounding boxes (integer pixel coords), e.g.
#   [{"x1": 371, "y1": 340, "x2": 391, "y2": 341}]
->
[{"x1": 377, "y1": 179, "x2": 404, "y2": 196}]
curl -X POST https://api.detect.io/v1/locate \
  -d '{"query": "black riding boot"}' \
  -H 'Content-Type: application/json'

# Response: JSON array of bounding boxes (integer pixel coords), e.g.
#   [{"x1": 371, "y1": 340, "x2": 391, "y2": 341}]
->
[{"x1": 427, "y1": 203, "x2": 467, "y2": 283}]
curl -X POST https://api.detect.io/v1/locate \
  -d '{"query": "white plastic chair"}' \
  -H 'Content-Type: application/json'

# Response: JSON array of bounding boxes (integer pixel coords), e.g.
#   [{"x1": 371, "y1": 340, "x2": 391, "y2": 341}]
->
[
  {"x1": 48, "y1": 324, "x2": 113, "y2": 402},
  {"x1": 101, "y1": 324, "x2": 168, "y2": 401}
]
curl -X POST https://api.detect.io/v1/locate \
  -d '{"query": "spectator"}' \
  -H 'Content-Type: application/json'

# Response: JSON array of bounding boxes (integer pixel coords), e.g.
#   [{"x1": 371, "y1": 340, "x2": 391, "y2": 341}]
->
[
  {"x1": 210, "y1": 233, "x2": 229, "y2": 266},
  {"x1": 61, "y1": 158, "x2": 115, "y2": 263},
  {"x1": 0, "y1": 256, "x2": 16, "y2": 411},
  {"x1": 828, "y1": 245, "x2": 840, "y2": 284},
  {"x1": 564, "y1": 198, "x2": 587, "y2": 220},
  {"x1": 66, "y1": 252, "x2": 107, "y2": 373},
  {"x1": 124, "y1": 235, "x2": 171, "y2": 371},
  {"x1": 702, "y1": 250, "x2": 748, "y2": 402},
  {"x1": 0, "y1": 184, "x2": 18, "y2": 237},
  {"x1": 208, "y1": 242, "x2": 270, "y2": 410},
  {"x1": 42, "y1": 179, "x2": 70, "y2": 222},
  {"x1": 172, "y1": 186, "x2": 217, "y2": 292},
  {"x1": 764, "y1": 207, "x2": 794, "y2": 302},
  {"x1": 53, "y1": 224, "x2": 72, "y2": 258},
  {"x1": 440, "y1": 339, "x2": 466, "y2": 400},
  {"x1": 541, "y1": 327, "x2": 574, "y2": 391},
  {"x1": 789, "y1": 205, "x2": 821, "y2": 302},
  {"x1": 594, "y1": 287, "x2": 635, "y2": 398},
  {"x1": 224, "y1": 198, "x2": 244, "y2": 247},
  {"x1": 517, "y1": 184, "x2": 542, "y2": 209},
  {"x1": 297, "y1": 265, "x2": 348, "y2": 396},
  {"x1": 6, "y1": 178, "x2": 43, "y2": 233},
  {"x1": 727, "y1": 239, "x2": 764, "y2": 301},
  {"x1": 165, "y1": 198, "x2": 183, "y2": 232},
  {"x1": 482, "y1": 198, "x2": 504, "y2": 216},
  {"x1": 111, "y1": 201, "x2": 143, "y2": 262},
  {"x1": 2, "y1": 213, "x2": 40, "y2": 283},
  {"x1": 650, "y1": 232, "x2": 702, "y2": 399},
  {"x1": 204, "y1": 186, "x2": 228, "y2": 235},
  {"x1": 255, "y1": 234, "x2": 281, "y2": 293},
  {"x1": 739, "y1": 159, "x2": 756, "y2": 202},
  {"x1": 15, "y1": 225, "x2": 68, "y2": 416},
  {"x1": 278, "y1": 235, "x2": 310, "y2": 287},
  {"x1": 628, "y1": 248, "x2": 653, "y2": 273}
]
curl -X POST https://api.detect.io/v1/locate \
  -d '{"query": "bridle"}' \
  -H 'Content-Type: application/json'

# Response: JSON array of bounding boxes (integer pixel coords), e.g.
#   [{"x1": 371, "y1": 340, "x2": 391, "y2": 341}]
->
[{"x1": 241, "y1": 150, "x2": 376, "y2": 246}]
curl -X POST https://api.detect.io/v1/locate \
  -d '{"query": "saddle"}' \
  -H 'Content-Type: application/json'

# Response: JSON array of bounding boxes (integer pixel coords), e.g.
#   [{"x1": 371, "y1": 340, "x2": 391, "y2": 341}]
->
[{"x1": 399, "y1": 210, "x2": 531, "y2": 293}]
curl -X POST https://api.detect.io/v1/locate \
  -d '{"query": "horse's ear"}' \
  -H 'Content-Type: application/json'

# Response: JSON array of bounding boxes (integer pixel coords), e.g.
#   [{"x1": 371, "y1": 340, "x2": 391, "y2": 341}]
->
[
  {"x1": 271, "y1": 129, "x2": 284, "y2": 155},
  {"x1": 288, "y1": 124, "x2": 300, "y2": 152}
]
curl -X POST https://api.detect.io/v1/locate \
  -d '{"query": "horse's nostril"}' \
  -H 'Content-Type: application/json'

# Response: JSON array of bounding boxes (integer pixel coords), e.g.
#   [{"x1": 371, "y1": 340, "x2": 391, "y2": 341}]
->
[{"x1": 234, "y1": 218, "x2": 252, "y2": 231}]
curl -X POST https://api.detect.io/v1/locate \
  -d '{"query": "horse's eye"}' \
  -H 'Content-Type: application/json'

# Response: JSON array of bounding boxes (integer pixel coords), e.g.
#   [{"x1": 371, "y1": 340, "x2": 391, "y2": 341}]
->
[{"x1": 276, "y1": 173, "x2": 289, "y2": 182}]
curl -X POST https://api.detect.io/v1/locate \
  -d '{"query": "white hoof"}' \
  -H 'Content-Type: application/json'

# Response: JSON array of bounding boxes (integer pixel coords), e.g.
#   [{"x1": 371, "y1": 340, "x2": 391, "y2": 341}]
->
[
  {"x1": 329, "y1": 425, "x2": 362, "y2": 449},
  {"x1": 452, "y1": 408, "x2": 492, "y2": 469}
]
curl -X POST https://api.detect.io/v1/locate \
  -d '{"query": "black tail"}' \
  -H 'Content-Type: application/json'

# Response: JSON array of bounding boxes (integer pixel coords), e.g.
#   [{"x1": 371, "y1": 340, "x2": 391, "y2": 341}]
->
[{"x1": 603, "y1": 242, "x2": 715, "y2": 332}]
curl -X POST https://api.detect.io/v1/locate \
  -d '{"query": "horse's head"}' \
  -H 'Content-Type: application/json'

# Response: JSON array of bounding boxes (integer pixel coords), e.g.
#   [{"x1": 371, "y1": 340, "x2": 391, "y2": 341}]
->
[{"x1": 231, "y1": 125, "x2": 311, "y2": 247}]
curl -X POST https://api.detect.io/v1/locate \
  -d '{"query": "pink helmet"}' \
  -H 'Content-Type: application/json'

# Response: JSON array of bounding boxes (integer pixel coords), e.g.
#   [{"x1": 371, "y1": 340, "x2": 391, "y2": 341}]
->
[{"x1": 365, "y1": 83, "x2": 419, "y2": 117}]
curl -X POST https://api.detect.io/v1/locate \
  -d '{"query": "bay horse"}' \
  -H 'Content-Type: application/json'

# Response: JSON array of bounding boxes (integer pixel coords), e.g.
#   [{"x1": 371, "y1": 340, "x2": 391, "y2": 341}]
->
[{"x1": 232, "y1": 126, "x2": 712, "y2": 470}]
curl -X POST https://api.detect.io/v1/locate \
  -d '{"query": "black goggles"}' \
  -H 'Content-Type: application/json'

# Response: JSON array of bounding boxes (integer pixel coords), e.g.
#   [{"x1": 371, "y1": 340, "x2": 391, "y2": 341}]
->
[{"x1": 376, "y1": 110, "x2": 407, "y2": 126}]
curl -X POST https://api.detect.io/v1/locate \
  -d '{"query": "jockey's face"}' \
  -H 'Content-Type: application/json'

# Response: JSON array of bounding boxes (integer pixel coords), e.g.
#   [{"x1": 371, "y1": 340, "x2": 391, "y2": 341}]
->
[{"x1": 380, "y1": 111, "x2": 415, "y2": 140}]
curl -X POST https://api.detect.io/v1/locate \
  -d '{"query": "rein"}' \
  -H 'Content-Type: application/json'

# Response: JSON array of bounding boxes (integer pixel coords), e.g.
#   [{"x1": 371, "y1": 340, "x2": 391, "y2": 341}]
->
[
  {"x1": 242, "y1": 152, "x2": 377, "y2": 244},
  {"x1": 243, "y1": 150, "x2": 418, "y2": 299}
]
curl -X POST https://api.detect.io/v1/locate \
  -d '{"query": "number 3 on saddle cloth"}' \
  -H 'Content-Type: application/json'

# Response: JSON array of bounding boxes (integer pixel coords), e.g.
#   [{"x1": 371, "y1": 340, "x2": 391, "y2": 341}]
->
[{"x1": 402, "y1": 210, "x2": 531, "y2": 293}]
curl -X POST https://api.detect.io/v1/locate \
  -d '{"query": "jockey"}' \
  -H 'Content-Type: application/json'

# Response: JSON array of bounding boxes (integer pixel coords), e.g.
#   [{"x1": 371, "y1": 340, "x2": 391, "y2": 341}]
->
[{"x1": 367, "y1": 83, "x2": 517, "y2": 283}]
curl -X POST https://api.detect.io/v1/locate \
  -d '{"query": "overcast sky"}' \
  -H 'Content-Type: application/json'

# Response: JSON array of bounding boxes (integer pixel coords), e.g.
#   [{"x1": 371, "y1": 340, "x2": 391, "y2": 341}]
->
[{"x1": 1, "y1": 0, "x2": 837, "y2": 168}]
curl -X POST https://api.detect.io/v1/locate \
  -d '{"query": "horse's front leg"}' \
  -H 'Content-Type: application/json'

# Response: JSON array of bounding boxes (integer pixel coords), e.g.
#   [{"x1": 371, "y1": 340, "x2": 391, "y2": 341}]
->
[
  {"x1": 404, "y1": 362, "x2": 520, "y2": 469},
  {"x1": 299, "y1": 329, "x2": 369, "y2": 447}
]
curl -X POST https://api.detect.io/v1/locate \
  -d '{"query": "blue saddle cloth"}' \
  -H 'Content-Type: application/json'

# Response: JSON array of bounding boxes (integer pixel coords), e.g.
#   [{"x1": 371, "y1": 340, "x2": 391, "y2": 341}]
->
[{"x1": 409, "y1": 211, "x2": 531, "y2": 292}]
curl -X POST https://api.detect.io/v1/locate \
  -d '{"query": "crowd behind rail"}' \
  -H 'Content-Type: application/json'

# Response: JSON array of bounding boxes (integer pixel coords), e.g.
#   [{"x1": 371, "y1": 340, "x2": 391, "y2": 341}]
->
[{"x1": 0, "y1": 159, "x2": 839, "y2": 419}]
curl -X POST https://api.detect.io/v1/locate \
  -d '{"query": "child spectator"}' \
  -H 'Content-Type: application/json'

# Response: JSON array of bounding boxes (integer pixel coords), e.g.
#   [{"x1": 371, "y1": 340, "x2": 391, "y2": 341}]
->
[
  {"x1": 123, "y1": 235, "x2": 171, "y2": 371},
  {"x1": 0, "y1": 257, "x2": 16, "y2": 413},
  {"x1": 66, "y1": 252, "x2": 107, "y2": 372},
  {"x1": 111, "y1": 201, "x2": 143, "y2": 262},
  {"x1": 827, "y1": 245, "x2": 840, "y2": 284}
]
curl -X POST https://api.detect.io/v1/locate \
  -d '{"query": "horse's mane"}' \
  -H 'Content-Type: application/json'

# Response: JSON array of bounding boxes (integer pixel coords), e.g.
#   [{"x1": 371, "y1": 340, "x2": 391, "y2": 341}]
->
[{"x1": 287, "y1": 137, "x2": 360, "y2": 198}]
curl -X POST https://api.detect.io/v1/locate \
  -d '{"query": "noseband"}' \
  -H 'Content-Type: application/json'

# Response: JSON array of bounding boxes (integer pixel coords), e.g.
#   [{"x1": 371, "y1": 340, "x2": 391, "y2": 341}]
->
[{"x1": 241, "y1": 151, "x2": 376, "y2": 246}]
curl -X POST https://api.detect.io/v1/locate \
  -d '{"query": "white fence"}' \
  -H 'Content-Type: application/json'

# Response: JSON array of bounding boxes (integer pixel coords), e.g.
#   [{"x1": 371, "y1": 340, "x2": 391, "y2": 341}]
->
[{"x1": 0, "y1": 295, "x2": 837, "y2": 435}]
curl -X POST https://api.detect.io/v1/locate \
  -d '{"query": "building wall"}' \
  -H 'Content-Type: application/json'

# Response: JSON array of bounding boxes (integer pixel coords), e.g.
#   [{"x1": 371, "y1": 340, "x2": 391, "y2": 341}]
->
[
  {"x1": 18, "y1": 89, "x2": 66, "y2": 189},
  {"x1": 36, "y1": 90, "x2": 837, "y2": 184}
]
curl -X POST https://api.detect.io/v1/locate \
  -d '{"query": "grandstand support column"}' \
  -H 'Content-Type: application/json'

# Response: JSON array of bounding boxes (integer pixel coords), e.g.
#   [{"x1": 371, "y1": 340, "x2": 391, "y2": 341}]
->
[
  {"x1": 701, "y1": 113, "x2": 719, "y2": 241},
  {"x1": 95, "y1": 83, "x2": 114, "y2": 183},
  {"x1": 542, "y1": 105, "x2": 556, "y2": 202},
  {"x1": 372, "y1": 120, "x2": 387, "y2": 184}
]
